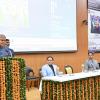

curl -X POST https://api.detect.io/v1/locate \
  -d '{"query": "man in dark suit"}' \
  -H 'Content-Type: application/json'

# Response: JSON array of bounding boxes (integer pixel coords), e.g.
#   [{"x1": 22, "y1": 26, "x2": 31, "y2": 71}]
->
[{"x1": 5, "y1": 39, "x2": 14, "y2": 57}]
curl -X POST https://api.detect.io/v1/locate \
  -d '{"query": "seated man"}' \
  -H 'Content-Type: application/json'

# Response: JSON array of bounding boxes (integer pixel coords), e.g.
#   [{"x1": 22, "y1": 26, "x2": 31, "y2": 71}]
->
[
  {"x1": 84, "y1": 52, "x2": 99, "y2": 71},
  {"x1": 39, "y1": 56, "x2": 60, "y2": 93},
  {"x1": 41, "y1": 56, "x2": 59, "y2": 77}
]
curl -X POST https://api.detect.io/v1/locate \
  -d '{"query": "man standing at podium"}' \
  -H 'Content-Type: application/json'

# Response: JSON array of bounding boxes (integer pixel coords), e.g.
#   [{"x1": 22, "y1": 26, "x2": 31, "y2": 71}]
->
[{"x1": 0, "y1": 34, "x2": 13, "y2": 57}]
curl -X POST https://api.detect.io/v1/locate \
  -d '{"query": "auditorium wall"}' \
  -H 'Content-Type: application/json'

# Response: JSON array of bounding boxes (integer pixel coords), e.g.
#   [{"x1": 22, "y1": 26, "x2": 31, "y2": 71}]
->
[{"x1": 15, "y1": 0, "x2": 100, "y2": 76}]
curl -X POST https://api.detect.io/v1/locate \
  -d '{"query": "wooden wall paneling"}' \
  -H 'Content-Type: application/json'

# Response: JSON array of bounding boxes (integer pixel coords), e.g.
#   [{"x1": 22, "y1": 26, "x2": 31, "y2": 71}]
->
[{"x1": 15, "y1": 0, "x2": 100, "y2": 76}]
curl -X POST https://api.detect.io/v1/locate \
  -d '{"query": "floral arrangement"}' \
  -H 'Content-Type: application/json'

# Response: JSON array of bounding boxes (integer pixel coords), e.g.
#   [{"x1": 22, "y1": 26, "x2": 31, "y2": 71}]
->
[
  {"x1": 0, "y1": 57, "x2": 26, "y2": 100},
  {"x1": 42, "y1": 76, "x2": 100, "y2": 100}
]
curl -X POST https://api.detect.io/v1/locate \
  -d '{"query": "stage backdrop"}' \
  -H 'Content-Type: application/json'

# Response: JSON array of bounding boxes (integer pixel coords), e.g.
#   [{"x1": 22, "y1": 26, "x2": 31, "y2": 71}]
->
[{"x1": 0, "y1": 0, "x2": 77, "y2": 52}]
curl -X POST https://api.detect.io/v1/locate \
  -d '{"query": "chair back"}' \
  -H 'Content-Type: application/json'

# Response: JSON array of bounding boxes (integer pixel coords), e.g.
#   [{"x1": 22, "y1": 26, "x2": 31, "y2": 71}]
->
[
  {"x1": 26, "y1": 67, "x2": 34, "y2": 77},
  {"x1": 65, "y1": 65, "x2": 73, "y2": 74}
]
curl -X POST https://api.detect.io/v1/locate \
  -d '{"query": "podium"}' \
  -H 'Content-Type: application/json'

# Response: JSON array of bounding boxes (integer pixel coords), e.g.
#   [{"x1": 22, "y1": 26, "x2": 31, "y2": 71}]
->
[{"x1": 0, "y1": 58, "x2": 26, "y2": 100}]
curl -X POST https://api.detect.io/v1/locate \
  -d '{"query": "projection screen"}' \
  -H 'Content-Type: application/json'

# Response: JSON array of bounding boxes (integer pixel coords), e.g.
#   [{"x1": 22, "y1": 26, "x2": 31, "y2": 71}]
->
[{"x1": 0, "y1": 0, "x2": 77, "y2": 52}]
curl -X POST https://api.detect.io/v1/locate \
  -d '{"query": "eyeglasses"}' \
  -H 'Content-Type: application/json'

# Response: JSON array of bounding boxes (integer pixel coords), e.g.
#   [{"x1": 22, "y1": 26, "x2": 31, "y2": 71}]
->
[{"x1": 47, "y1": 60, "x2": 53, "y2": 61}]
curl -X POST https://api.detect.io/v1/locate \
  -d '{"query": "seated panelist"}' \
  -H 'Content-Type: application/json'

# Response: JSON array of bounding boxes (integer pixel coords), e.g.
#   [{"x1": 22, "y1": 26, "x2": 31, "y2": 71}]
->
[
  {"x1": 41, "y1": 56, "x2": 59, "y2": 77},
  {"x1": 83, "y1": 52, "x2": 99, "y2": 71}
]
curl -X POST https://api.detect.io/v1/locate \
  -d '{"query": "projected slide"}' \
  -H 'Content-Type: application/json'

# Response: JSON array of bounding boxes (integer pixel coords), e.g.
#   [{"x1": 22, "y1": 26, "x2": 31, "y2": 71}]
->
[
  {"x1": 0, "y1": 0, "x2": 29, "y2": 28},
  {"x1": 0, "y1": 0, "x2": 77, "y2": 52}
]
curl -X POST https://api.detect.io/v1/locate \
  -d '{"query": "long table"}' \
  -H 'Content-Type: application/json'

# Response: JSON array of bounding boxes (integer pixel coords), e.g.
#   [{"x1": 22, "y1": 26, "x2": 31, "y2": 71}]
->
[{"x1": 41, "y1": 70, "x2": 100, "y2": 100}]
